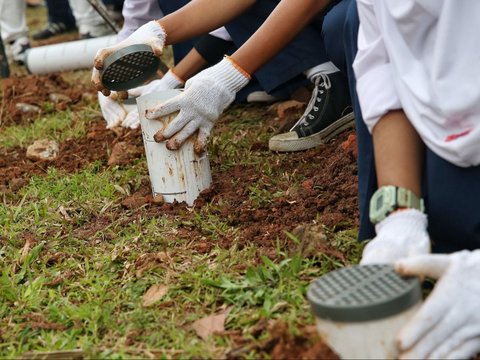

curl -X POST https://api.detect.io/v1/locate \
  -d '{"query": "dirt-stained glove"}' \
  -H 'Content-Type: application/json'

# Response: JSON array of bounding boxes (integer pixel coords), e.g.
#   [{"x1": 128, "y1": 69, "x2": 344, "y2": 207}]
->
[
  {"x1": 361, "y1": 209, "x2": 430, "y2": 264},
  {"x1": 98, "y1": 92, "x2": 127, "y2": 129},
  {"x1": 395, "y1": 250, "x2": 480, "y2": 359},
  {"x1": 145, "y1": 57, "x2": 250, "y2": 154},
  {"x1": 120, "y1": 70, "x2": 184, "y2": 129},
  {"x1": 92, "y1": 21, "x2": 166, "y2": 97}
]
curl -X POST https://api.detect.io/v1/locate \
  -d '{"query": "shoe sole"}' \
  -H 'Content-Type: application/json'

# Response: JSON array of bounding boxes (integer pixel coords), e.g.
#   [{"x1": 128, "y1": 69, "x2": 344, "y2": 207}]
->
[{"x1": 269, "y1": 112, "x2": 355, "y2": 152}]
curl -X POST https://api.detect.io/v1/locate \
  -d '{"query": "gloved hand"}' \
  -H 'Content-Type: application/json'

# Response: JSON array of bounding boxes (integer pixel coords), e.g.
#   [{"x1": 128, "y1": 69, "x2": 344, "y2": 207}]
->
[
  {"x1": 92, "y1": 21, "x2": 166, "y2": 97},
  {"x1": 395, "y1": 250, "x2": 480, "y2": 359},
  {"x1": 145, "y1": 57, "x2": 250, "y2": 154},
  {"x1": 98, "y1": 92, "x2": 127, "y2": 129},
  {"x1": 361, "y1": 209, "x2": 430, "y2": 264},
  {"x1": 120, "y1": 70, "x2": 184, "y2": 129}
]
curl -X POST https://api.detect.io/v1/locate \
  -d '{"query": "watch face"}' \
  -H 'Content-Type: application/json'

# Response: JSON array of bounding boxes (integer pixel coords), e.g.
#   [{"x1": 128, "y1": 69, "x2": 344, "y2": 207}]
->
[{"x1": 376, "y1": 194, "x2": 384, "y2": 209}]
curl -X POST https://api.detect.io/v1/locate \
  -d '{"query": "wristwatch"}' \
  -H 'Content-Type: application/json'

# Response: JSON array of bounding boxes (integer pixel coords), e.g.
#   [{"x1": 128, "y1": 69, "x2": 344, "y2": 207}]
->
[{"x1": 369, "y1": 186, "x2": 424, "y2": 224}]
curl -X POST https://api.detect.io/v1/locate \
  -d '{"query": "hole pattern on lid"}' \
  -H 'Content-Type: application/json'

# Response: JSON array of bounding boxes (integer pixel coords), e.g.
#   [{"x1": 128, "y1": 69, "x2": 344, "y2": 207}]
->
[
  {"x1": 102, "y1": 51, "x2": 157, "y2": 85},
  {"x1": 309, "y1": 265, "x2": 413, "y2": 308}
]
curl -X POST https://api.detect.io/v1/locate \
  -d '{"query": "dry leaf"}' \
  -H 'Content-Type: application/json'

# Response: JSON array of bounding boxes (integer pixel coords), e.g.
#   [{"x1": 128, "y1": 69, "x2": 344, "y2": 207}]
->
[
  {"x1": 58, "y1": 206, "x2": 72, "y2": 221},
  {"x1": 142, "y1": 284, "x2": 169, "y2": 307},
  {"x1": 20, "y1": 233, "x2": 37, "y2": 263},
  {"x1": 192, "y1": 307, "x2": 232, "y2": 340}
]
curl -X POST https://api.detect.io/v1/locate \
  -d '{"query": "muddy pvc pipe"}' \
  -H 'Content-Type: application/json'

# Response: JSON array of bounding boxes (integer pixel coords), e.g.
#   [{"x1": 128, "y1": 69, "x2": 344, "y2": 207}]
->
[
  {"x1": 25, "y1": 35, "x2": 117, "y2": 75},
  {"x1": 137, "y1": 90, "x2": 212, "y2": 206}
]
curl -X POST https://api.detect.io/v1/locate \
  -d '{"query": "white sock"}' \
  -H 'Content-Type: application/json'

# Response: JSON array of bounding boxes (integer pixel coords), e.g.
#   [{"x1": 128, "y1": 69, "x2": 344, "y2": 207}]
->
[{"x1": 304, "y1": 61, "x2": 340, "y2": 81}]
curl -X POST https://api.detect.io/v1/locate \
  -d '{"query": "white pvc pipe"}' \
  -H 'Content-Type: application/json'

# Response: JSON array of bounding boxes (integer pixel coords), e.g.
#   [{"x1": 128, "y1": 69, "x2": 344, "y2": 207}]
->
[
  {"x1": 25, "y1": 35, "x2": 117, "y2": 74},
  {"x1": 137, "y1": 90, "x2": 212, "y2": 206},
  {"x1": 315, "y1": 301, "x2": 422, "y2": 359}
]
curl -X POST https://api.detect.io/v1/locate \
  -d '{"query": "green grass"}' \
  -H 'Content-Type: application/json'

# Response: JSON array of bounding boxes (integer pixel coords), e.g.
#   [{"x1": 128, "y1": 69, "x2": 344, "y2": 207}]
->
[
  {"x1": 1, "y1": 7, "x2": 362, "y2": 355},
  {"x1": 0, "y1": 155, "x2": 362, "y2": 358},
  {"x1": 0, "y1": 107, "x2": 96, "y2": 149}
]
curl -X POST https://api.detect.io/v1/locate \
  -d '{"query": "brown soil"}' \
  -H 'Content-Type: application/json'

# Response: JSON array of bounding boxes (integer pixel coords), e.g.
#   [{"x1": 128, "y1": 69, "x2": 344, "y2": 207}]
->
[
  {"x1": 0, "y1": 72, "x2": 96, "y2": 126},
  {"x1": 0, "y1": 70, "x2": 358, "y2": 357}
]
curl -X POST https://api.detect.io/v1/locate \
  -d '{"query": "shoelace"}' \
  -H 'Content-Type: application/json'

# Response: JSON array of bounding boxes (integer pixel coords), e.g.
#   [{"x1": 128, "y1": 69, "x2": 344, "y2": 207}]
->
[
  {"x1": 290, "y1": 73, "x2": 332, "y2": 130},
  {"x1": 47, "y1": 23, "x2": 67, "y2": 33}
]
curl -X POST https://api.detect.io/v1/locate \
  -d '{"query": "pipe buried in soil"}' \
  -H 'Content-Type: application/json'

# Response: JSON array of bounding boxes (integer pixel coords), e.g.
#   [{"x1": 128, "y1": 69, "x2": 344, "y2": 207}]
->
[{"x1": 137, "y1": 90, "x2": 212, "y2": 206}]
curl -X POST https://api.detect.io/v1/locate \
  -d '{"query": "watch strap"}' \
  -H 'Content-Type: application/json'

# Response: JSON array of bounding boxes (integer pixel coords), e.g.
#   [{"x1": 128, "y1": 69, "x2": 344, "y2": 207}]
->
[{"x1": 369, "y1": 186, "x2": 424, "y2": 224}]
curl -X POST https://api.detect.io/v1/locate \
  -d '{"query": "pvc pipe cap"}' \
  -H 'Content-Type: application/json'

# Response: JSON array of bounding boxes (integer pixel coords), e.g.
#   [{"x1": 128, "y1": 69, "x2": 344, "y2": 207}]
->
[
  {"x1": 308, "y1": 264, "x2": 422, "y2": 322},
  {"x1": 100, "y1": 44, "x2": 160, "y2": 91}
]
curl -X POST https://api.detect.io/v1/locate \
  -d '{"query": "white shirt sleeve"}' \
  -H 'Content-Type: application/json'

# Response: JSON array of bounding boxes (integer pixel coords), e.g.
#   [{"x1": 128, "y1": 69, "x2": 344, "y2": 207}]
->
[{"x1": 353, "y1": 0, "x2": 402, "y2": 133}]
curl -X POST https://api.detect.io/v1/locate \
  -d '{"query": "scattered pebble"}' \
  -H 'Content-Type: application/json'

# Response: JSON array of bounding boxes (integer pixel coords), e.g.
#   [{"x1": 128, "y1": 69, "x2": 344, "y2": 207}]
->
[
  {"x1": 15, "y1": 103, "x2": 41, "y2": 114},
  {"x1": 49, "y1": 93, "x2": 72, "y2": 104},
  {"x1": 26, "y1": 139, "x2": 59, "y2": 161}
]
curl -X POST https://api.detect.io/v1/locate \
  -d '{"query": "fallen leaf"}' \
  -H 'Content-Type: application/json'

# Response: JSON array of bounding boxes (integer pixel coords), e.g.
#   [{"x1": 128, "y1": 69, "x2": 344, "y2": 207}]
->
[
  {"x1": 58, "y1": 206, "x2": 72, "y2": 221},
  {"x1": 20, "y1": 233, "x2": 37, "y2": 263},
  {"x1": 192, "y1": 307, "x2": 232, "y2": 340},
  {"x1": 142, "y1": 284, "x2": 169, "y2": 307}
]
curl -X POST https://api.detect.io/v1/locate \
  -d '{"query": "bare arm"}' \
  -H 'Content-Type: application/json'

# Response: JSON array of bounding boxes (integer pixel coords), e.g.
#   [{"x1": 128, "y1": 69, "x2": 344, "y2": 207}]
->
[
  {"x1": 158, "y1": 0, "x2": 256, "y2": 45},
  {"x1": 232, "y1": 0, "x2": 332, "y2": 74},
  {"x1": 372, "y1": 110, "x2": 424, "y2": 197}
]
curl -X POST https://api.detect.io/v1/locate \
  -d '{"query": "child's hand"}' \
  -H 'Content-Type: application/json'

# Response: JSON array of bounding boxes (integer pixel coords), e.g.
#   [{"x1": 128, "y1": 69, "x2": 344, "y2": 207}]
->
[
  {"x1": 145, "y1": 58, "x2": 250, "y2": 154},
  {"x1": 361, "y1": 209, "x2": 430, "y2": 264},
  {"x1": 396, "y1": 251, "x2": 480, "y2": 359},
  {"x1": 92, "y1": 21, "x2": 167, "y2": 97}
]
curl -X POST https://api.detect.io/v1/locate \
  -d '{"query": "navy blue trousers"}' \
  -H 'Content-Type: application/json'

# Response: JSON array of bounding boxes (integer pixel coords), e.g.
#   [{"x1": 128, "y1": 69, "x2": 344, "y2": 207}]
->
[
  {"x1": 326, "y1": 0, "x2": 480, "y2": 252},
  {"x1": 45, "y1": 0, "x2": 76, "y2": 27},
  {"x1": 224, "y1": 0, "x2": 329, "y2": 98},
  {"x1": 156, "y1": 0, "x2": 199, "y2": 65},
  {"x1": 45, "y1": 0, "x2": 123, "y2": 28}
]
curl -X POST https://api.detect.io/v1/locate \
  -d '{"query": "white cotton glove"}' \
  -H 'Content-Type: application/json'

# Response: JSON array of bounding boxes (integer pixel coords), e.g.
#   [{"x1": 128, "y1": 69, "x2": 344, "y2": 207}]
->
[
  {"x1": 120, "y1": 70, "x2": 184, "y2": 129},
  {"x1": 92, "y1": 21, "x2": 167, "y2": 97},
  {"x1": 145, "y1": 57, "x2": 250, "y2": 154},
  {"x1": 361, "y1": 209, "x2": 430, "y2": 264},
  {"x1": 395, "y1": 250, "x2": 480, "y2": 359},
  {"x1": 98, "y1": 92, "x2": 127, "y2": 129}
]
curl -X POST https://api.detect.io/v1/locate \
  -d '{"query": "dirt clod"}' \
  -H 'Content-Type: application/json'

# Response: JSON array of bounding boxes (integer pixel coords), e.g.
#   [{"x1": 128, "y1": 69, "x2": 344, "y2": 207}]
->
[
  {"x1": 269, "y1": 100, "x2": 306, "y2": 133},
  {"x1": 341, "y1": 134, "x2": 357, "y2": 158},
  {"x1": 108, "y1": 141, "x2": 143, "y2": 166}
]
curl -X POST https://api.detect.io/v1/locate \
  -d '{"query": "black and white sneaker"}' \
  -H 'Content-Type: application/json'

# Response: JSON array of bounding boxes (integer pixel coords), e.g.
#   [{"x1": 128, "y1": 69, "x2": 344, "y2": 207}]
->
[
  {"x1": 8, "y1": 37, "x2": 31, "y2": 65},
  {"x1": 32, "y1": 22, "x2": 76, "y2": 40},
  {"x1": 269, "y1": 72, "x2": 354, "y2": 152}
]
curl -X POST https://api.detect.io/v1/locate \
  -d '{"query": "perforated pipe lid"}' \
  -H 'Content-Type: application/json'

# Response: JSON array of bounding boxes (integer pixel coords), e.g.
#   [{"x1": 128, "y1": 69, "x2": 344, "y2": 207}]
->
[
  {"x1": 307, "y1": 264, "x2": 421, "y2": 322},
  {"x1": 100, "y1": 44, "x2": 160, "y2": 91}
]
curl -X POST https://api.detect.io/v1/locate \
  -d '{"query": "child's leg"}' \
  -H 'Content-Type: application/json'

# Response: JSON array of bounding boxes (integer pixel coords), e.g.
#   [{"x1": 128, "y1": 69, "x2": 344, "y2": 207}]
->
[
  {"x1": 69, "y1": 0, "x2": 114, "y2": 38},
  {"x1": 0, "y1": 0, "x2": 28, "y2": 43},
  {"x1": 224, "y1": 0, "x2": 328, "y2": 98},
  {"x1": 425, "y1": 148, "x2": 480, "y2": 253},
  {"x1": 32, "y1": 0, "x2": 77, "y2": 40},
  {"x1": 343, "y1": 0, "x2": 376, "y2": 241},
  {"x1": 46, "y1": 0, "x2": 76, "y2": 28}
]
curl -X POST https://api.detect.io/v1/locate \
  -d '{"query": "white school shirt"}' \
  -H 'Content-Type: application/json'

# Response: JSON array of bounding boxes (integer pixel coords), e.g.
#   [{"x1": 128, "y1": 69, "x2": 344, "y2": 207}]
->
[{"x1": 353, "y1": 0, "x2": 480, "y2": 167}]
